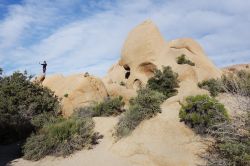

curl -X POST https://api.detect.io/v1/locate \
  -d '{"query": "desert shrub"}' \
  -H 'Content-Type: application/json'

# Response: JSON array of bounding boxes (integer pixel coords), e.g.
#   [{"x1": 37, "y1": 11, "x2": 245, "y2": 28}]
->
[
  {"x1": 92, "y1": 96, "x2": 125, "y2": 117},
  {"x1": 0, "y1": 71, "x2": 60, "y2": 144},
  {"x1": 72, "y1": 107, "x2": 95, "y2": 118},
  {"x1": 177, "y1": 54, "x2": 195, "y2": 66},
  {"x1": 198, "y1": 70, "x2": 250, "y2": 97},
  {"x1": 72, "y1": 96, "x2": 125, "y2": 117},
  {"x1": 115, "y1": 88, "x2": 165, "y2": 138},
  {"x1": 216, "y1": 141, "x2": 250, "y2": 166},
  {"x1": 205, "y1": 112, "x2": 250, "y2": 166},
  {"x1": 64, "y1": 93, "x2": 69, "y2": 97},
  {"x1": 179, "y1": 95, "x2": 229, "y2": 134},
  {"x1": 180, "y1": 94, "x2": 250, "y2": 165},
  {"x1": 31, "y1": 112, "x2": 59, "y2": 129},
  {"x1": 222, "y1": 70, "x2": 250, "y2": 96},
  {"x1": 147, "y1": 66, "x2": 179, "y2": 98},
  {"x1": 23, "y1": 116, "x2": 98, "y2": 161},
  {"x1": 120, "y1": 81, "x2": 125, "y2": 86},
  {"x1": 198, "y1": 78, "x2": 224, "y2": 97}
]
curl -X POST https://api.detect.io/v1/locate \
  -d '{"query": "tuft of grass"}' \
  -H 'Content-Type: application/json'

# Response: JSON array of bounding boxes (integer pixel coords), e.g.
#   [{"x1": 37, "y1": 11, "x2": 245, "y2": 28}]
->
[{"x1": 177, "y1": 54, "x2": 195, "y2": 66}]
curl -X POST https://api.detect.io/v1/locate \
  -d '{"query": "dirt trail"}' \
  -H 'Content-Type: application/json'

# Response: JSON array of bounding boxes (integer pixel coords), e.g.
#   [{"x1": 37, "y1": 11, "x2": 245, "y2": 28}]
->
[{"x1": 11, "y1": 101, "x2": 205, "y2": 166}]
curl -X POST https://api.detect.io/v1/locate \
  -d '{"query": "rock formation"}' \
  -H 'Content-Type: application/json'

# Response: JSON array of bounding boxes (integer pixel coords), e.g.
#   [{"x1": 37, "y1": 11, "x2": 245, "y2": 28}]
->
[
  {"x1": 39, "y1": 20, "x2": 223, "y2": 117},
  {"x1": 104, "y1": 20, "x2": 221, "y2": 104},
  {"x1": 41, "y1": 20, "x2": 222, "y2": 116},
  {"x1": 42, "y1": 74, "x2": 108, "y2": 116},
  {"x1": 14, "y1": 20, "x2": 237, "y2": 166}
]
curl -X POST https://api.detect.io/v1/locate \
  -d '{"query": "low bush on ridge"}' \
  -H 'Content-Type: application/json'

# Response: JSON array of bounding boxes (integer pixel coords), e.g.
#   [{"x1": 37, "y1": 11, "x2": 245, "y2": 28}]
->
[
  {"x1": 147, "y1": 66, "x2": 179, "y2": 98},
  {"x1": 73, "y1": 96, "x2": 125, "y2": 118},
  {"x1": 92, "y1": 96, "x2": 125, "y2": 116},
  {"x1": 198, "y1": 78, "x2": 223, "y2": 97},
  {"x1": 115, "y1": 88, "x2": 165, "y2": 138},
  {"x1": 23, "y1": 116, "x2": 99, "y2": 161},
  {"x1": 179, "y1": 95, "x2": 229, "y2": 134}
]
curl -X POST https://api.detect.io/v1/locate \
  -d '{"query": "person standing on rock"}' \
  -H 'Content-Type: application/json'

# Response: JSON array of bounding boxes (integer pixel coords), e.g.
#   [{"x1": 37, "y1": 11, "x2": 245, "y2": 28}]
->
[{"x1": 39, "y1": 61, "x2": 47, "y2": 74}]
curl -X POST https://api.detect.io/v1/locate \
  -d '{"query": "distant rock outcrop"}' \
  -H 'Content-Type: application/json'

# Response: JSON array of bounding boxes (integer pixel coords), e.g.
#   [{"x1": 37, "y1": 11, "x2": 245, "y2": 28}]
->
[{"x1": 222, "y1": 63, "x2": 250, "y2": 74}]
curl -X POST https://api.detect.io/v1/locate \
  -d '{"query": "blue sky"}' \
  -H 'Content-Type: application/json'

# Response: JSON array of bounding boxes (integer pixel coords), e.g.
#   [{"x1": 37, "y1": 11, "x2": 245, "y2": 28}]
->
[{"x1": 0, "y1": 0, "x2": 250, "y2": 76}]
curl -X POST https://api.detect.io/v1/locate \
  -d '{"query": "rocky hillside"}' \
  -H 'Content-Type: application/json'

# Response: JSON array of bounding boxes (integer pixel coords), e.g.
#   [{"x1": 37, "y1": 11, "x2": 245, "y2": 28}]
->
[
  {"x1": 15, "y1": 20, "x2": 240, "y2": 166},
  {"x1": 41, "y1": 20, "x2": 221, "y2": 116}
]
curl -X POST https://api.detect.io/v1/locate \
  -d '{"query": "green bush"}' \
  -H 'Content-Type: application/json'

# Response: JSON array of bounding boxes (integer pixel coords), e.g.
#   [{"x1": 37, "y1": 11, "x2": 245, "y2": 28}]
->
[
  {"x1": 23, "y1": 116, "x2": 98, "y2": 161},
  {"x1": 198, "y1": 78, "x2": 224, "y2": 97},
  {"x1": 216, "y1": 141, "x2": 250, "y2": 166},
  {"x1": 147, "y1": 66, "x2": 179, "y2": 98},
  {"x1": 179, "y1": 95, "x2": 229, "y2": 134},
  {"x1": 0, "y1": 71, "x2": 60, "y2": 144},
  {"x1": 177, "y1": 54, "x2": 195, "y2": 66},
  {"x1": 73, "y1": 107, "x2": 95, "y2": 118},
  {"x1": 115, "y1": 88, "x2": 165, "y2": 138},
  {"x1": 72, "y1": 96, "x2": 125, "y2": 117},
  {"x1": 64, "y1": 93, "x2": 69, "y2": 97},
  {"x1": 92, "y1": 96, "x2": 125, "y2": 116},
  {"x1": 120, "y1": 81, "x2": 125, "y2": 86}
]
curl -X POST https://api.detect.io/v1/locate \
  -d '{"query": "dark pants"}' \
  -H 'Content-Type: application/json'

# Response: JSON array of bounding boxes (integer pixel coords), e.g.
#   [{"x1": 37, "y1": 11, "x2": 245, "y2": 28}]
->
[{"x1": 43, "y1": 67, "x2": 46, "y2": 73}]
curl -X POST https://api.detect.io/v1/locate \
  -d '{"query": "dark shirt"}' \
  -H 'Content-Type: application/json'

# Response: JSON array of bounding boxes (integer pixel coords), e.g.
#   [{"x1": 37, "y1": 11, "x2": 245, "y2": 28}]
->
[{"x1": 41, "y1": 63, "x2": 47, "y2": 68}]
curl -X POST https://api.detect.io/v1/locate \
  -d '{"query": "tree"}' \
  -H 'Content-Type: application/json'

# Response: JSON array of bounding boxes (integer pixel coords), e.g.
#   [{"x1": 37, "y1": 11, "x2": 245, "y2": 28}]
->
[{"x1": 0, "y1": 71, "x2": 60, "y2": 144}]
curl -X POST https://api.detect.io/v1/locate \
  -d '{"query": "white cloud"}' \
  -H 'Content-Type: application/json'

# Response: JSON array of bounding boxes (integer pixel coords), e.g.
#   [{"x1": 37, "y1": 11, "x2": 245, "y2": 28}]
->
[{"x1": 0, "y1": 0, "x2": 249, "y2": 76}]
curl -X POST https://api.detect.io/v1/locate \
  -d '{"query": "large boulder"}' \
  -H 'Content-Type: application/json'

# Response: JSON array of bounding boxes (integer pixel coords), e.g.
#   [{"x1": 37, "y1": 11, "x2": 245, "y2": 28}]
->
[
  {"x1": 105, "y1": 20, "x2": 222, "y2": 101},
  {"x1": 42, "y1": 74, "x2": 108, "y2": 116}
]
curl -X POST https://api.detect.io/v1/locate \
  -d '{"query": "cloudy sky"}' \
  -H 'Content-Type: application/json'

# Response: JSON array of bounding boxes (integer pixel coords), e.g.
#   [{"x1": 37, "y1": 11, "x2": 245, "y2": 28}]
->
[{"x1": 0, "y1": 0, "x2": 249, "y2": 76}]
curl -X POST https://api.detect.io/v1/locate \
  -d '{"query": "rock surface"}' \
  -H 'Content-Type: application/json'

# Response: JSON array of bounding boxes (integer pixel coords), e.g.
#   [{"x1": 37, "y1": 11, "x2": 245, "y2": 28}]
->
[{"x1": 42, "y1": 74, "x2": 108, "y2": 116}]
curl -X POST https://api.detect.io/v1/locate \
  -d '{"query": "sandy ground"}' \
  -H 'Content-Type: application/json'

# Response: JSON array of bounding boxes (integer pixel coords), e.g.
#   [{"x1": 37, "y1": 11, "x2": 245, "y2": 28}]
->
[{"x1": 9, "y1": 101, "x2": 206, "y2": 166}]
